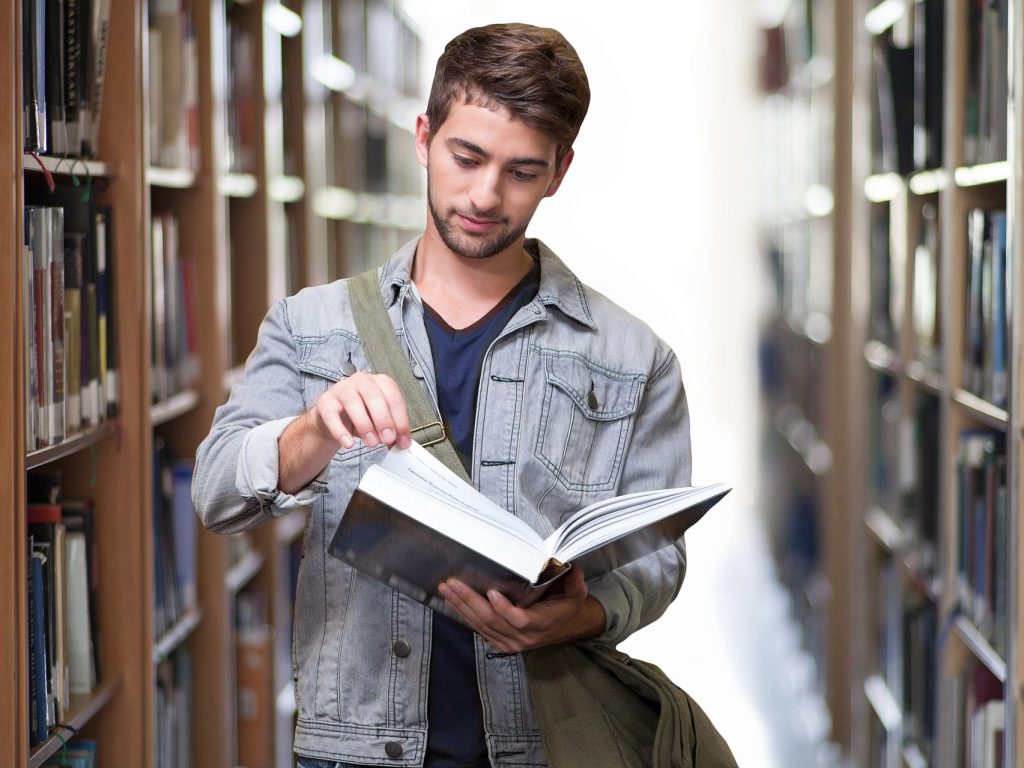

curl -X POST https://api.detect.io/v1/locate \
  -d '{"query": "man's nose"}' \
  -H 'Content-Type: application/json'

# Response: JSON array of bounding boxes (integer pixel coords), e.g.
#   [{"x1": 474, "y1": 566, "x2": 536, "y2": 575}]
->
[{"x1": 468, "y1": 168, "x2": 502, "y2": 214}]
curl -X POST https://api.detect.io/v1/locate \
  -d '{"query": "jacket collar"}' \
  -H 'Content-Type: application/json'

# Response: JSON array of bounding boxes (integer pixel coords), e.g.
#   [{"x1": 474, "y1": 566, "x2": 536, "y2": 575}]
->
[{"x1": 377, "y1": 236, "x2": 597, "y2": 330}]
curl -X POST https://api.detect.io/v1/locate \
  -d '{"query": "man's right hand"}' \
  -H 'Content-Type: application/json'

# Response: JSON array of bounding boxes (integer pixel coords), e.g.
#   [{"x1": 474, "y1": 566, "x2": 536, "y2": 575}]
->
[{"x1": 278, "y1": 372, "x2": 412, "y2": 494}]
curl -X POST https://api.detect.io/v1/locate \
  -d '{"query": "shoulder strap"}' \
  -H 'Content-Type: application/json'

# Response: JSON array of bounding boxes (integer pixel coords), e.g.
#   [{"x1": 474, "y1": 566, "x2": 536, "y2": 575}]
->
[{"x1": 349, "y1": 269, "x2": 471, "y2": 483}]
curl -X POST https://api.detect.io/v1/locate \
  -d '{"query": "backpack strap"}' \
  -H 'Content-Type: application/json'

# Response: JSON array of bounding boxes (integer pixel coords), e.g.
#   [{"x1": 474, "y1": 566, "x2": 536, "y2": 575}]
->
[{"x1": 348, "y1": 268, "x2": 471, "y2": 483}]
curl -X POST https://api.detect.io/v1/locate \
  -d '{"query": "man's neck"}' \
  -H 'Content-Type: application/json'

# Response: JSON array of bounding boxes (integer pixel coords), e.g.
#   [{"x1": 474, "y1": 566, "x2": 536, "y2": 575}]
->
[{"x1": 412, "y1": 229, "x2": 536, "y2": 329}]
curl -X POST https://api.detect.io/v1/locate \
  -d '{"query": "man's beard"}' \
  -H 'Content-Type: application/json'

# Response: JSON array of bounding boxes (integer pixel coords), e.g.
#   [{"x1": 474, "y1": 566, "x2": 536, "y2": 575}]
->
[{"x1": 427, "y1": 182, "x2": 526, "y2": 260}]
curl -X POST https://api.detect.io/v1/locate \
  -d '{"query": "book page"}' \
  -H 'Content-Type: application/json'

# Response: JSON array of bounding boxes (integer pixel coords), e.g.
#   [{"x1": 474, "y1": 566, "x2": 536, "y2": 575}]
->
[
  {"x1": 374, "y1": 443, "x2": 542, "y2": 546},
  {"x1": 546, "y1": 483, "x2": 731, "y2": 562}
]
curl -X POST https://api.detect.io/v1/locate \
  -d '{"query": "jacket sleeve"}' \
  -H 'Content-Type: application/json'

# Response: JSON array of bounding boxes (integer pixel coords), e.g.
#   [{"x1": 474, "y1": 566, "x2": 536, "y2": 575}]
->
[
  {"x1": 192, "y1": 299, "x2": 329, "y2": 534},
  {"x1": 585, "y1": 349, "x2": 692, "y2": 646}
]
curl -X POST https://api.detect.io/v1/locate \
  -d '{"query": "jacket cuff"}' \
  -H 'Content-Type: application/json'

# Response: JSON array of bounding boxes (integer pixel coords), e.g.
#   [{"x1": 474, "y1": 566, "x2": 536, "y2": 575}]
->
[
  {"x1": 236, "y1": 416, "x2": 330, "y2": 513},
  {"x1": 585, "y1": 574, "x2": 637, "y2": 646}
]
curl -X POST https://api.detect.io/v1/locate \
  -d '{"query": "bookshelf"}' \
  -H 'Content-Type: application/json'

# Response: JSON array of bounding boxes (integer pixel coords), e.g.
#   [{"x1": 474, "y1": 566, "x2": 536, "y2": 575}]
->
[
  {"x1": 3, "y1": 1, "x2": 423, "y2": 766},
  {"x1": 762, "y1": 0, "x2": 1024, "y2": 764},
  {"x1": 756, "y1": 0, "x2": 858, "y2": 752}
]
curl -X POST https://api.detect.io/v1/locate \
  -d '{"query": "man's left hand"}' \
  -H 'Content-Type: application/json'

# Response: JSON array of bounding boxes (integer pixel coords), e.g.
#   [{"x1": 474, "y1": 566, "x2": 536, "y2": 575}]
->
[{"x1": 438, "y1": 567, "x2": 606, "y2": 652}]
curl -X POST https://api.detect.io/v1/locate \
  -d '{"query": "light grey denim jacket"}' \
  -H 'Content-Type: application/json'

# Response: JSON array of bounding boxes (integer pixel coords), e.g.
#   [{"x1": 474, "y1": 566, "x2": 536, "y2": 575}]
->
[{"x1": 192, "y1": 238, "x2": 692, "y2": 767}]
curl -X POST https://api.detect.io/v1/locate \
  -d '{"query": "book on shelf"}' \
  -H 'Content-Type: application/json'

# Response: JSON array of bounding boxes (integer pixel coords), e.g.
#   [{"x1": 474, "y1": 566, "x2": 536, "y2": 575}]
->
[
  {"x1": 28, "y1": 545, "x2": 49, "y2": 745},
  {"x1": 960, "y1": 665, "x2": 1004, "y2": 768},
  {"x1": 21, "y1": 0, "x2": 113, "y2": 157},
  {"x1": 24, "y1": 191, "x2": 118, "y2": 451},
  {"x1": 911, "y1": 201, "x2": 941, "y2": 371},
  {"x1": 329, "y1": 442, "x2": 729, "y2": 616},
  {"x1": 27, "y1": 505, "x2": 69, "y2": 726},
  {"x1": 152, "y1": 439, "x2": 199, "y2": 637},
  {"x1": 872, "y1": 37, "x2": 915, "y2": 175},
  {"x1": 155, "y1": 649, "x2": 192, "y2": 768},
  {"x1": 150, "y1": 212, "x2": 200, "y2": 403},
  {"x1": 913, "y1": 0, "x2": 944, "y2": 171},
  {"x1": 963, "y1": 208, "x2": 1009, "y2": 408},
  {"x1": 963, "y1": 0, "x2": 1008, "y2": 165},
  {"x1": 902, "y1": 597, "x2": 937, "y2": 753},
  {"x1": 955, "y1": 431, "x2": 1008, "y2": 659},
  {"x1": 22, "y1": 0, "x2": 48, "y2": 152},
  {"x1": 148, "y1": 0, "x2": 200, "y2": 169},
  {"x1": 225, "y1": 3, "x2": 256, "y2": 173}
]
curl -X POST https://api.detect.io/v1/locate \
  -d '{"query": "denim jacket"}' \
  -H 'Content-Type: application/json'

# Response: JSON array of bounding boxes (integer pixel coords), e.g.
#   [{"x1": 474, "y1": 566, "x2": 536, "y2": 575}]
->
[{"x1": 192, "y1": 238, "x2": 692, "y2": 767}]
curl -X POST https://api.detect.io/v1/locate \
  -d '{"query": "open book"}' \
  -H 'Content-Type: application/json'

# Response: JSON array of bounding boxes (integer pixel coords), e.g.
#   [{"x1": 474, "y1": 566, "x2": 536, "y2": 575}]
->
[{"x1": 328, "y1": 442, "x2": 730, "y2": 616}]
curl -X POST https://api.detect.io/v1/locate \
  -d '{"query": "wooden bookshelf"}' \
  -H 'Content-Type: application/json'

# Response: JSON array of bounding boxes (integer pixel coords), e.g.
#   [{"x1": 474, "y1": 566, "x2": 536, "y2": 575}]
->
[
  {"x1": 2, "y1": 1, "x2": 422, "y2": 766},
  {"x1": 763, "y1": 0, "x2": 1024, "y2": 764}
]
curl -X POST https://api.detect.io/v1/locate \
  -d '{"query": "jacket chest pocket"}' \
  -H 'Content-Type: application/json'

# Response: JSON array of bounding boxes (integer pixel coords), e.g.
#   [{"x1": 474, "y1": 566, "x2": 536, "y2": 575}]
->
[
  {"x1": 296, "y1": 332, "x2": 368, "y2": 410},
  {"x1": 535, "y1": 352, "x2": 644, "y2": 492}
]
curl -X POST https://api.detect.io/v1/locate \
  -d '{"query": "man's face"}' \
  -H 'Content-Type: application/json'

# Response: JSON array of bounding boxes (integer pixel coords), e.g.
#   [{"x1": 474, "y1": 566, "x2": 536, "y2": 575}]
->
[{"x1": 415, "y1": 100, "x2": 572, "y2": 260}]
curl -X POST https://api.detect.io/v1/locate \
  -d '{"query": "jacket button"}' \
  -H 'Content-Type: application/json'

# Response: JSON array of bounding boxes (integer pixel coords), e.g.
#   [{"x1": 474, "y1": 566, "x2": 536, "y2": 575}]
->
[
  {"x1": 392, "y1": 639, "x2": 411, "y2": 658},
  {"x1": 385, "y1": 741, "x2": 403, "y2": 758}
]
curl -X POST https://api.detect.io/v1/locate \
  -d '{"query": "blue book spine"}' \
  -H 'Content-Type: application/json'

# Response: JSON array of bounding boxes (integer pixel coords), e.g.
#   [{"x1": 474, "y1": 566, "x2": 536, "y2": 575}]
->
[{"x1": 29, "y1": 550, "x2": 48, "y2": 745}]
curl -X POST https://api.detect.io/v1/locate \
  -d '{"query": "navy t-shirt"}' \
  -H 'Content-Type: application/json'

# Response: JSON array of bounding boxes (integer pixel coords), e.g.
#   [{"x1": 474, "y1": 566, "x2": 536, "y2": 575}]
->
[{"x1": 422, "y1": 262, "x2": 540, "y2": 768}]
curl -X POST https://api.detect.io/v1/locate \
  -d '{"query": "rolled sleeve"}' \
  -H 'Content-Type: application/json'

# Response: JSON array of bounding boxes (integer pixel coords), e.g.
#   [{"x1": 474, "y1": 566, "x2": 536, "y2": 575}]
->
[{"x1": 237, "y1": 416, "x2": 330, "y2": 512}]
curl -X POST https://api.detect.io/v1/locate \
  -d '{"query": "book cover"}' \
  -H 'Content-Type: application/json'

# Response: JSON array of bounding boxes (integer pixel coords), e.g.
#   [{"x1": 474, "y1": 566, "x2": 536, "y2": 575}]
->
[{"x1": 329, "y1": 443, "x2": 728, "y2": 617}]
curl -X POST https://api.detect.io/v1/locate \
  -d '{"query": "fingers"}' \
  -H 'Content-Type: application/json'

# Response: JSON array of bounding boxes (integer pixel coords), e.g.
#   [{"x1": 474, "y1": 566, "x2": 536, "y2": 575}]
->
[{"x1": 316, "y1": 372, "x2": 412, "y2": 450}]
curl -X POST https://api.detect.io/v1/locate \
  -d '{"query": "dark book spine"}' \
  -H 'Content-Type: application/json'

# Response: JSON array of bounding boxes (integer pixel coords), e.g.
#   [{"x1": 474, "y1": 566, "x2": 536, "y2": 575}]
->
[
  {"x1": 28, "y1": 548, "x2": 49, "y2": 745},
  {"x1": 44, "y1": 0, "x2": 66, "y2": 154},
  {"x1": 97, "y1": 207, "x2": 117, "y2": 416},
  {"x1": 22, "y1": 0, "x2": 48, "y2": 152},
  {"x1": 63, "y1": 0, "x2": 81, "y2": 153}
]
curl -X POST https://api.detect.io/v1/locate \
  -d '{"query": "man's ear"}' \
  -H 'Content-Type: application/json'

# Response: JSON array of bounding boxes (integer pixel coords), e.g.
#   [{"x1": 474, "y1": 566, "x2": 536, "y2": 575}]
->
[
  {"x1": 415, "y1": 113, "x2": 431, "y2": 168},
  {"x1": 544, "y1": 148, "x2": 574, "y2": 198}
]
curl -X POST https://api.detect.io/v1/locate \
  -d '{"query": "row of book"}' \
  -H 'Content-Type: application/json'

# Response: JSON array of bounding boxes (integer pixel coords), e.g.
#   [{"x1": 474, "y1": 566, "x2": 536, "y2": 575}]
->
[
  {"x1": 951, "y1": 665, "x2": 1005, "y2": 768},
  {"x1": 23, "y1": 196, "x2": 117, "y2": 452},
  {"x1": 225, "y1": 1, "x2": 256, "y2": 174},
  {"x1": 871, "y1": 0, "x2": 944, "y2": 175},
  {"x1": 963, "y1": 208, "x2": 1009, "y2": 409},
  {"x1": 955, "y1": 431, "x2": 1008, "y2": 660},
  {"x1": 964, "y1": 0, "x2": 1008, "y2": 166},
  {"x1": 156, "y1": 649, "x2": 192, "y2": 768},
  {"x1": 152, "y1": 438, "x2": 198, "y2": 639},
  {"x1": 22, "y1": 0, "x2": 111, "y2": 157},
  {"x1": 151, "y1": 212, "x2": 200, "y2": 404},
  {"x1": 26, "y1": 472, "x2": 100, "y2": 746},
  {"x1": 147, "y1": 0, "x2": 199, "y2": 170}
]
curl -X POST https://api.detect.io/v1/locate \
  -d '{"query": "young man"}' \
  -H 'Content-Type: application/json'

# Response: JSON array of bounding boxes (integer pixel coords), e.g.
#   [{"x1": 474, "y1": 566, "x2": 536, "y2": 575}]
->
[{"x1": 193, "y1": 23, "x2": 691, "y2": 768}]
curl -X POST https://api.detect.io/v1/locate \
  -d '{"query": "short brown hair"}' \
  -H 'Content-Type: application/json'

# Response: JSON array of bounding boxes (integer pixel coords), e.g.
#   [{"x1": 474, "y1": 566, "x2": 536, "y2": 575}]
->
[{"x1": 425, "y1": 23, "x2": 591, "y2": 164}]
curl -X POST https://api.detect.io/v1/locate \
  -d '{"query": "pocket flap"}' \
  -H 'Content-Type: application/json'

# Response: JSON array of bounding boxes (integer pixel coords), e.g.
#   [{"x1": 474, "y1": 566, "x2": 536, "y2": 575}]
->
[
  {"x1": 297, "y1": 333, "x2": 366, "y2": 382},
  {"x1": 542, "y1": 354, "x2": 643, "y2": 421}
]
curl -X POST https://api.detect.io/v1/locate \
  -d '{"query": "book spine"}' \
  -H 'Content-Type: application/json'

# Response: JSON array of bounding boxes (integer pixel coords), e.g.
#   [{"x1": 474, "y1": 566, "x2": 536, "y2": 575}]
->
[
  {"x1": 22, "y1": 0, "x2": 48, "y2": 152},
  {"x1": 83, "y1": 0, "x2": 113, "y2": 157},
  {"x1": 99, "y1": 207, "x2": 117, "y2": 416},
  {"x1": 24, "y1": 210, "x2": 39, "y2": 452},
  {"x1": 95, "y1": 211, "x2": 108, "y2": 418},
  {"x1": 29, "y1": 549, "x2": 50, "y2": 745},
  {"x1": 44, "y1": 0, "x2": 66, "y2": 154},
  {"x1": 63, "y1": 0, "x2": 81, "y2": 153},
  {"x1": 64, "y1": 234, "x2": 84, "y2": 433},
  {"x1": 50, "y1": 207, "x2": 66, "y2": 445}
]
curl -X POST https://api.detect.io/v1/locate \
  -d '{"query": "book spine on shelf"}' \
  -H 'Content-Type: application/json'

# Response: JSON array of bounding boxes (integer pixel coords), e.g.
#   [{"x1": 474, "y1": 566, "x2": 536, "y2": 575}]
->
[{"x1": 22, "y1": 0, "x2": 48, "y2": 152}]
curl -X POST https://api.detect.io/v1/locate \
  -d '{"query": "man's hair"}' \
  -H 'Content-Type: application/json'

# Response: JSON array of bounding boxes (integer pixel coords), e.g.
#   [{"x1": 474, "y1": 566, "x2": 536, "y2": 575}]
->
[{"x1": 425, "y1": 23, "x2": 591, "y2": 164}]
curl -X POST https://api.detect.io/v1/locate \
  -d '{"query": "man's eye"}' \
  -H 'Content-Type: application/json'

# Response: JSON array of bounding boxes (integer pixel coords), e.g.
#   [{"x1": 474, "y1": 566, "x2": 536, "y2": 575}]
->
[
  {"x1": 453, "y1": 155, "x2": 476, "y2": 167},
  {"x1": 512, "y1": 170, "x2": 538, "y2": 182}
]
